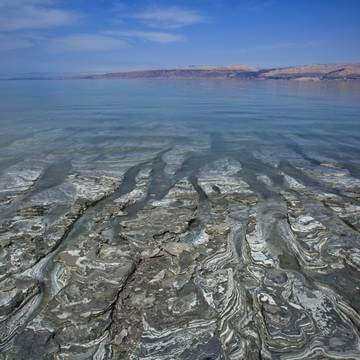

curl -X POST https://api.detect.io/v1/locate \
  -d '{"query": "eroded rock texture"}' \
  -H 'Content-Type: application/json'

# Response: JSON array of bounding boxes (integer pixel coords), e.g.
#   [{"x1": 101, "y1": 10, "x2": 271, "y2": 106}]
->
[{"x1": 1, "y1": 124, "x2": 360, "y2": 360}]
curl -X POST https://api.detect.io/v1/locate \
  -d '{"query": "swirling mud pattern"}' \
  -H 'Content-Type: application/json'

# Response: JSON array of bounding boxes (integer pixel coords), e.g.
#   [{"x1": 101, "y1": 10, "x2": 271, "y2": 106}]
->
[{"x1": 1, "y1": 79, "x2": 360, "y2": 359}]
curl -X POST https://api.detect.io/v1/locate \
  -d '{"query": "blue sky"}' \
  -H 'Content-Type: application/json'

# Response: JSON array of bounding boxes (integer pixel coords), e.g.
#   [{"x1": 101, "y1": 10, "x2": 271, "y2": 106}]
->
[{"x1": 0, "y1": 0, "x2": 359, "y2": 73}]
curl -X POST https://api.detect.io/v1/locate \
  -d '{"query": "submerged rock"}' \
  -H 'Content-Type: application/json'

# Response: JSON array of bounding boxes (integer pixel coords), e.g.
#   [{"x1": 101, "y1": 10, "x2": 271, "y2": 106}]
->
[{"x1": 2, "y1": 131, "x2": 360, "y2": 360}]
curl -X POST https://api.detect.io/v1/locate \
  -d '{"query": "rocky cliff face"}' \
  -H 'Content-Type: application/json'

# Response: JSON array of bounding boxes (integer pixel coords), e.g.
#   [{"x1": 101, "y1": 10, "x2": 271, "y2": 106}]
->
[
  {"x1": 3, "y1": 64, "x2": 360, "y2": 81},
  {"x1": 88, "y1": 64, "x2": 360, "y2": 81},
  {"x1": 261, "y1": 64, "x2": 360, "y2": 80}
]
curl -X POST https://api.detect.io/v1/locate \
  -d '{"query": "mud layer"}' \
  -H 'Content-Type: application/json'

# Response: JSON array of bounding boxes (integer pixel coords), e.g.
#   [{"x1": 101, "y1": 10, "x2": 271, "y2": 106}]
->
[{"x1": 1, "y1": 119, "x2": 360, "y2": 360}]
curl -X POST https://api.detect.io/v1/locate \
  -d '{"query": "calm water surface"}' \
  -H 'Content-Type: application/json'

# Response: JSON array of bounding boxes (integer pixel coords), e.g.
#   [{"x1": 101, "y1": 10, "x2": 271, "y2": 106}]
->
[
  {"x1": 0, "y1": 79, "x2": 360, "y2": 194},
  {"x1": 1, "y1": 79, "x2": 360, "y2": 177},
  {"x1": 1, "y1": 79, "x2": 360, "y2": 132}
]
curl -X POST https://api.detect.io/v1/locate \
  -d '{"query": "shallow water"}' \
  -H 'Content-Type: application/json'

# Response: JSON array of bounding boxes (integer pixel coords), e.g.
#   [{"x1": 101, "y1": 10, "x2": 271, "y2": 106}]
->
[
  {"x1": 1, "y1": 79, "x2": 360, "y2": 359},
  {"x1": 1, "y1": 79, "x2": 360, "y2": 163}
]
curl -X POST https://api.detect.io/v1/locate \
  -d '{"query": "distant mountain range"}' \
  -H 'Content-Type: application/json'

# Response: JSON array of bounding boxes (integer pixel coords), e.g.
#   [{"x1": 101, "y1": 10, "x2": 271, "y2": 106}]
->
[{"x1": 2, "y1": 64, "x2": 360, "y2": 81}]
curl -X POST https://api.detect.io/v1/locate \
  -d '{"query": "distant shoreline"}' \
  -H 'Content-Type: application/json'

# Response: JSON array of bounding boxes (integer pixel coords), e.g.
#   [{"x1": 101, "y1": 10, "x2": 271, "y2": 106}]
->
[{"x1": 1, "y1": 64, "x2": 360, "y2": 81}]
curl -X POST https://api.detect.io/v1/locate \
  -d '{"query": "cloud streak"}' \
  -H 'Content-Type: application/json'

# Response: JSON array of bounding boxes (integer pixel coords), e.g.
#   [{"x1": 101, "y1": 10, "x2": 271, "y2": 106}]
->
[
  {"x1": 0, "y1": 0, "x2": 78, "y2": 32},
  {"x1": 52, "y1": 34, "x2": 128, "y2": 51},
  {"x1": 0, "y1": 0, "x2": 53, "y2": 7},
  {"x1": 0, "y1": 2, "x2": 204, "y2": 55},
  {"x1": 106, "y1": 30, "x2": 184, "y2": 43},
  {"x1": 133, "y1": 6, "x2": 206, "y2": 28}
]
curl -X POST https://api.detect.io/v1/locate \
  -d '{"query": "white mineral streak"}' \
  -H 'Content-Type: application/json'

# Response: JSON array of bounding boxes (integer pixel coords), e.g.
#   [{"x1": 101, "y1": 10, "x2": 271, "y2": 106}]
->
[
  {"x1": 114, "y1": 167, "x2": 151, "y2": 207},
  {"x1": 0, "y1": 168, "x2": 42, "y2": 193},
  {"x1": 151, "y1": 177, "x2": 197, "y2": 208},
  {"x1": 71, "y1": 174, "x2": 120, "y2": 202},
  {"x1": 193, "y1": 228, "x2": 209, "y2": 245},
  {"x1": 282, "y1": 173, "x2": 306, "y2": 190},
  {"x1": 257, "y1": 174, "x2": 273, "y2": 186},
  {"x1": 245, "y1": 210, "x2": 277, "y2": 267}
]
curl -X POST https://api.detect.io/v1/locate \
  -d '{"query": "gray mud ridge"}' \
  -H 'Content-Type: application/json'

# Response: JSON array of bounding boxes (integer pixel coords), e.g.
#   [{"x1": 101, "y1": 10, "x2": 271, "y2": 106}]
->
[{"x1": 1, "y1": 126, "x2": 360, "y2": 359}]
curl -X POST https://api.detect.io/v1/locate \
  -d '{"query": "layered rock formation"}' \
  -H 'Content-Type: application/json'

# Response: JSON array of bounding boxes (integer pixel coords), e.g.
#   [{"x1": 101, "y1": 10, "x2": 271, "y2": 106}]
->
[
  {"x1": 86, "y1": 64, "x2": 360, "y2": 81},
  {"x1": 1, "y1": 124, "x2": 360, "y2": 359},
  {"x1": 2, "y1": 64, "x2": 360, "y2": 81}
]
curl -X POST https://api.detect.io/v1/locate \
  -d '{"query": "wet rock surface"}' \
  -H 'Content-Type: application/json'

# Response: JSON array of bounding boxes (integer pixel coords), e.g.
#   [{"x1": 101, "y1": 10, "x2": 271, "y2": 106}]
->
[{"x1": 1, "y1": 123, "x2": 360, "y2": 360}]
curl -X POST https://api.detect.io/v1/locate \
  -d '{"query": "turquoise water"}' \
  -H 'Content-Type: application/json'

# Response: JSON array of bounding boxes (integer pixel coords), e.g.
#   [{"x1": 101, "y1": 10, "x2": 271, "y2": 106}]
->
[
  {"x1": 1, "y1": 79, "x2": 360, "y2": 132},
  {"x1": 1, "y1": 79, "x2": 360, "y2": 174},
  {"x1": 1, "y1": 79, "x2": 360, "y2": 186}
]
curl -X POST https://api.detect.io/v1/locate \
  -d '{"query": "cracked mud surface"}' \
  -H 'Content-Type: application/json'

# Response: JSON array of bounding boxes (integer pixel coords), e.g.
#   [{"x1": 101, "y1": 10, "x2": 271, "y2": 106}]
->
[{"x1": 1, "y1": 80, "x2": 360, "y2": 359}]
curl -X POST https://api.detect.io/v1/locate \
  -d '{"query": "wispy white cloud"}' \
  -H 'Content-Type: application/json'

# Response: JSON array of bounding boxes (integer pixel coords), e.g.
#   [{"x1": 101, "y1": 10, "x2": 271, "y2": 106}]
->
[
  {"x1": 133, "y1": 6, "x2": 206, "y2": 28},
  {"x1": 51, "y1": 29, "x2": 182, "y2": 52},
  {"x1": 0, "y1": 2, "x2": 201, "y2": 55},
  {"x1": 0, "y1": 0, "x2": 79, "y2": 32},
  {"x1": 0, "y1": 0, "x2": 53, "y2": 7},
  {"x1": 106, "y1": 30, "x2": 184, "y2": 43},
  {"x1": 51, "y1": 34, "x2": 128, "y2": 51}
]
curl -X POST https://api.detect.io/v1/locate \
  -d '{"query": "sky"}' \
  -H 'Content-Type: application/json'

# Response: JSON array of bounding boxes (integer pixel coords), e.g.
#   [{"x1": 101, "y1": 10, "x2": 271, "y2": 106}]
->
[{"x1": 0, "y1": 0, "x2": 359, "y2": 73}]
